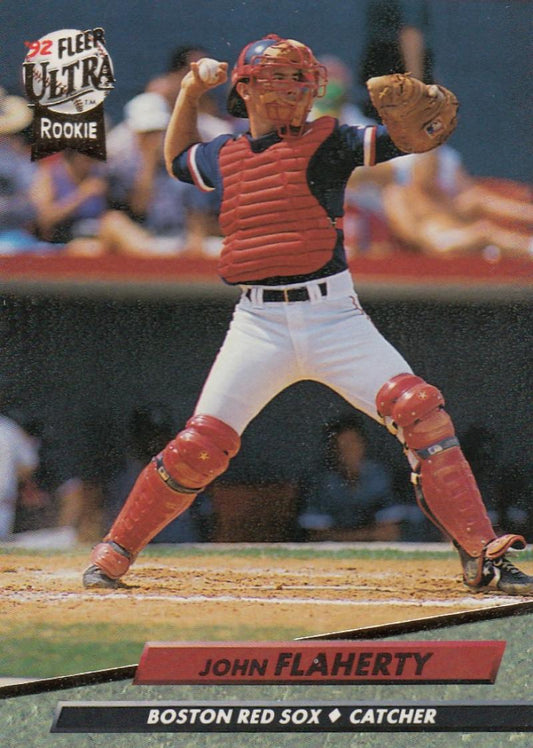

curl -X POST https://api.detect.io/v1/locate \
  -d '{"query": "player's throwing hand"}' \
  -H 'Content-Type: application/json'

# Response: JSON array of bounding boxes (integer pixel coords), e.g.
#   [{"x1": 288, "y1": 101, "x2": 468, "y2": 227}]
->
[{"x1": 186, "y1": 58, "x2": 228, "y2": 92}]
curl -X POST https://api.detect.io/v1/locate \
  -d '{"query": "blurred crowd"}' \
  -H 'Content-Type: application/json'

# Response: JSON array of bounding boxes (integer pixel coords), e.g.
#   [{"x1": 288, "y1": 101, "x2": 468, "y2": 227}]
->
[
  {"x1": 1, "y1": 44, "x2": 229, "y2": 260},
  {"x1": 2, "y1": 398, "x2": 532, "y2": 547},
  {"x1": 1, "y1": 38, "x2": 531, "y2": 264}
]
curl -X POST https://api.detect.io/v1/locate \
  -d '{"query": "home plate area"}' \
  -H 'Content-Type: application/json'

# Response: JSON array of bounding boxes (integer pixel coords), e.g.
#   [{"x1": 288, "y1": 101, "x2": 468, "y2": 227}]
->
[{"x1": 1, "y1": 543, "x2": 531, "y2": 639}]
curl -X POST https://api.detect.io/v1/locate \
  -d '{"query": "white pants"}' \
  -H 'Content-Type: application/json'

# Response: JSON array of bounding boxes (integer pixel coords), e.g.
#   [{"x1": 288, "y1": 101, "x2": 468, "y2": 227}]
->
[{"x1": 194, "y1": 270, "x2": 412, "y2": 435}]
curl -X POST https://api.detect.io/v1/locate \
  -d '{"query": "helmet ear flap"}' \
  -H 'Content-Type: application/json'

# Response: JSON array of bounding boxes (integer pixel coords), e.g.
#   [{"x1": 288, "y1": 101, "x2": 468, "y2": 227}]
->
[
  {"x1": 227, "y1": 81, "x2": 248, "y2": 118},
  {"x1": 227, "y1": 36, "x2": 281, "y2": 117}
]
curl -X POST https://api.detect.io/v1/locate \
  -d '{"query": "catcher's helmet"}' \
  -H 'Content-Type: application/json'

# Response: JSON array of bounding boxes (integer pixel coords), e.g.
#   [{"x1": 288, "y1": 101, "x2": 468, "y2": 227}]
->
[{"x1": 227, "y1": 34, "x2": 327, "y2": 130}]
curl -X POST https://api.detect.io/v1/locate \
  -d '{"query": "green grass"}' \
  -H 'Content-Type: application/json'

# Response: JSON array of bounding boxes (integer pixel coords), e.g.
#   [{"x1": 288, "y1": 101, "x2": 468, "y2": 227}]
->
[
  {"x1": 141, "y1": 544, "x2": 459, "y2": 561},
  {"x1": 144, "y1": 543, "x2": 533, "y2": 562},
  {"x1": 0, "y1": 622, "x2": 304, "y2": 679},
  {"x1": 2, "y1": 543, "x2": 531, "y2": 563},
  {"x1": 1, "y1": 543, "x2": 531, "y2": 679},
  {"x1": 1, "y1": 626, "x2": 142, "y2": 678}
]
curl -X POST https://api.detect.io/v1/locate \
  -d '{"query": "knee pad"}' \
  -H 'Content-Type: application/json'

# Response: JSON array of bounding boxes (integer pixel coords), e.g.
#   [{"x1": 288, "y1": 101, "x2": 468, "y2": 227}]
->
[
  {"x1": 157, "y1": 414, "x2": 241, "y2": 492},
  {"x1": 376, "y1": 373, "x2": 456, "y2": 454}
]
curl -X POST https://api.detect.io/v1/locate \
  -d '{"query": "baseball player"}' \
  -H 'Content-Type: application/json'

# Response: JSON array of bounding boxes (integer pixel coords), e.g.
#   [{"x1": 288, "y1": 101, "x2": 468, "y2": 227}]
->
[{"x1": 83, "y1": 34, "x2": 532, "y2": 595}]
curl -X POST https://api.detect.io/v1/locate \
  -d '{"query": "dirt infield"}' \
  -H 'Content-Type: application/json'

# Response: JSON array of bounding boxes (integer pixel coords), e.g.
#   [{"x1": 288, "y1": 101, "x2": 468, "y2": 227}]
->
[{"x1": 2, "y1": 543, "x2": 532, "y2": 642}]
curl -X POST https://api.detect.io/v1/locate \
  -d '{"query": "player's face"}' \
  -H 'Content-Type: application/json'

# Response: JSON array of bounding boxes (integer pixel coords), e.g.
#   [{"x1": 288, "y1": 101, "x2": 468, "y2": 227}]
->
[
  {"x1": 245, "y1": 63, "x2": 314, "y2": 131},
  {"x1": 255, "y1": 64, "x2": 312, "y2": 102},
  {"x1": 260, "y1": 65, "x2": 305, "y2": 93}
]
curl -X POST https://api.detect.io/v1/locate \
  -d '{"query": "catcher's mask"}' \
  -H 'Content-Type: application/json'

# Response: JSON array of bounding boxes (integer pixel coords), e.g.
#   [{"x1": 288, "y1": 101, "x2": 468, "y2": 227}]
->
[{"x1": 227, "y1": 34, "x2": 327, "y2": 134}]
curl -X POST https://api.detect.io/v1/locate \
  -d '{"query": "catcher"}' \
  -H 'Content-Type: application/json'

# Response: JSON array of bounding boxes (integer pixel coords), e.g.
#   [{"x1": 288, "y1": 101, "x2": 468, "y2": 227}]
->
[{"x1": 83, "y1": 34, "x2": 532, "y2": 595}]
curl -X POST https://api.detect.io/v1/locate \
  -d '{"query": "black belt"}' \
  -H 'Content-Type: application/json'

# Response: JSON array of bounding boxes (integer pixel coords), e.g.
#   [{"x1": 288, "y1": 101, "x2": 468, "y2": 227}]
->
[{"x1": 245, "y1": 282, "x2": 327, "y2": 303}]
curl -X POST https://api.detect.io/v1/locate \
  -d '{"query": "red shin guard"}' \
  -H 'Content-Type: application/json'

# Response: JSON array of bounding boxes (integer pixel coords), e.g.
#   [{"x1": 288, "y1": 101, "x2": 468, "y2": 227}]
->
[
  {"x1": 413, "y1": 447, "x2": 495, "y2": 556},
  {"x1": 108, "y1": 459, "x2": 197, "y2": 556},
  {"x1": 91, "y1": 415, "x2": 241, "y2": 580},
  {"x1": 90, "y1": 460, "x2": 197, "y2": 578},
  {"x1": 377, "y1": 374, "x2": 495, "y2": 558}
]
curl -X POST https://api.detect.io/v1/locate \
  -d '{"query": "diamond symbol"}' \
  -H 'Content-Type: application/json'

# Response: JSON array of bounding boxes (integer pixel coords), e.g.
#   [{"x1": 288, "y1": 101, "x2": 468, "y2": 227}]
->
[{"x1": 328, "y1": 708, "x2": 342, "y2": 723}]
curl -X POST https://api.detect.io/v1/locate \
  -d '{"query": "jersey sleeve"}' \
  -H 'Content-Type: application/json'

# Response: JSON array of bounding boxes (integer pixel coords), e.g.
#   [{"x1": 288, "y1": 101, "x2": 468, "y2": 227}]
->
[
  {"x1": 338, "y1": 123, "x2": 405, "y2": 168},
  {"x1": 171, "y1": 134, "x2": 231, "y2": 193}
]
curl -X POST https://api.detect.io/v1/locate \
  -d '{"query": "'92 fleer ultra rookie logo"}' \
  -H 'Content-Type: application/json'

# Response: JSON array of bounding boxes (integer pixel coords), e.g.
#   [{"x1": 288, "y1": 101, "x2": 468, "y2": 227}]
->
[{"x1": 22, "y1": 28, "x2": 114, "y2": 160}]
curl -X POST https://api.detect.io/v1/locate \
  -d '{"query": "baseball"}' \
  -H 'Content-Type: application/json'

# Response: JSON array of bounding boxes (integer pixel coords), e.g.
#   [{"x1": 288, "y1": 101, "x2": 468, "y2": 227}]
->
[{"x1": 197, "y1": 58, "x2": 222, "y2": 84}]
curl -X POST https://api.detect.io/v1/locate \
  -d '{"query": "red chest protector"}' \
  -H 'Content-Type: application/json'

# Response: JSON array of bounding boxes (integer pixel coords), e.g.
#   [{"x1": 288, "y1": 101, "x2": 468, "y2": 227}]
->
[{"x1": 218, "y1": 116, "x2": 338, "y2": 283}]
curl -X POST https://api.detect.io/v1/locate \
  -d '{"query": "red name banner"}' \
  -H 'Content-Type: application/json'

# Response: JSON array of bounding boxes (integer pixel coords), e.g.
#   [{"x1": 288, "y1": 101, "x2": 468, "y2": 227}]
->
[{"x1": 134, "y1": 641, "x2": 505, "y2": 685}]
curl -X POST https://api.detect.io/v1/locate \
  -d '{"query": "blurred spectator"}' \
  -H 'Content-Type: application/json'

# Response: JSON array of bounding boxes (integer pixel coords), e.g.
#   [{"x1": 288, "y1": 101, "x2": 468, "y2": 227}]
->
[
  {"x1": 311, "y1": 55, "x2": 375, "y2": 126},
  {"x1": 106, "y1": 45, "x2": 231, "y2": 166},
  {"x1": 455, "y1": 178, "x2": 533, "y2": 228},
  {"x1": 344, "y1": 157, "x2": 413, "y2": 259},
  {"x1": 343, "y1": 0, "x2": 438, "y2": 255},
  {"x1": 381, "y1": 147, "x2": 533, "y2": 260},
  {"x1": 9, "y1": 416, "x2": 84, "y2": 541},
  {"x1": 29, "y1": 148, "x2": 110, "y2": 255},
  {"x1": 0, "y1": 399, "x2": 39, "y2": 540},
  {"x1": 146, "y1": 44, "x2": 232, "y2": 140},
  {"x1": 103, "y1": 405, "x2": 212, "y2": 543},
  {"x1": 298, "y1": 413, "x2": 414, "y2": 541},
  {"x1": 106, "y1": 92, "x2": 221, "y2": 257},
  {"x1": 358, "y1": 0, "x2": 434, "y2": 119},
  {"x1": 343, "y1": 178, "x2": 400, "y2": 258},
  {"x1": 0, "y1": 87, "x2": 54, "y2": 254}
]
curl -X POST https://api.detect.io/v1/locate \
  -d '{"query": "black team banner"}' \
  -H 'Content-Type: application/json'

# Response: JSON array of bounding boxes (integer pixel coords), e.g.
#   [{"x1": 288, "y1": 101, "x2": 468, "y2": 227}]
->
[
  {"x1": 51, "y1": 701, "x2": 533, "y2": 734},
  {"x1": 29, "y1": 103, "x2": 107, "y2": 160}
]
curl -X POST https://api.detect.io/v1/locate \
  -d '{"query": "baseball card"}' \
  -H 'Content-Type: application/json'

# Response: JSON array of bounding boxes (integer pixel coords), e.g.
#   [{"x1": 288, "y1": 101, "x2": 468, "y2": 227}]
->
[{"x1": 0, "y1": 1, "x2": 531, "y2": 746}]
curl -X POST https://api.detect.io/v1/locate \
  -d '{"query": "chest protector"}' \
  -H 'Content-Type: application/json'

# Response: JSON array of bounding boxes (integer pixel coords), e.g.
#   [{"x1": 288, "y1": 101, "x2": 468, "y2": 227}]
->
[{"x1": 218, "y1": 116, "x2": 338, "y2": 283}]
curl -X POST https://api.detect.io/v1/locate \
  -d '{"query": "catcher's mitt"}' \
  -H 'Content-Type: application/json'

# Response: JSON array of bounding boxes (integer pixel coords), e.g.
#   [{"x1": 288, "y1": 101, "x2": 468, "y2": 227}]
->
[{"x1": 366, "y1": 73, "x2": 459, "y2": 153}]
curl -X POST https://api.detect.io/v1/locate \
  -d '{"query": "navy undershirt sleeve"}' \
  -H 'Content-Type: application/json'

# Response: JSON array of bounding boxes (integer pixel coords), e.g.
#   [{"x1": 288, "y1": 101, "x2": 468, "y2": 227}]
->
[{"x1": 171, "y1": 135, "x2": 232, "y2": 192}]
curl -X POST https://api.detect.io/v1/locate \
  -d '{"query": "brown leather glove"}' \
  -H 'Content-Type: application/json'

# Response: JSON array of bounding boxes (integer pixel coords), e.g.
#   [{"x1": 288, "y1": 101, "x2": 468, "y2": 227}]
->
[{"x1": 366, "y1": 73, "x2": 459, "y2": 153}]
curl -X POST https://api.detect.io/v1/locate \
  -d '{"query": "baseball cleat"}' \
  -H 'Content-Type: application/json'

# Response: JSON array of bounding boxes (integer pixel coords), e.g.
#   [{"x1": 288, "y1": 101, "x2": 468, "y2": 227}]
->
[
  {"x1": 465, "y1": 556, "x2": 533, "y2": 595},
  {"x1": 82, "y1": 564, "x2": 119, "y2": 589}
]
